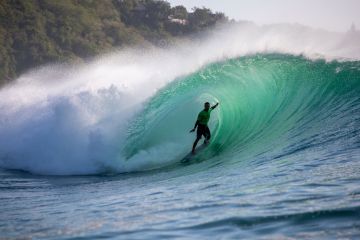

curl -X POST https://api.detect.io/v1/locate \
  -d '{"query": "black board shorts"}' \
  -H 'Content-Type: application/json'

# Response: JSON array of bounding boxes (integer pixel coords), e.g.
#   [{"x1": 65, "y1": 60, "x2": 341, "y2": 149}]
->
[{"x1": 197, "y1": 124, "x2": 211, "y2": 140}]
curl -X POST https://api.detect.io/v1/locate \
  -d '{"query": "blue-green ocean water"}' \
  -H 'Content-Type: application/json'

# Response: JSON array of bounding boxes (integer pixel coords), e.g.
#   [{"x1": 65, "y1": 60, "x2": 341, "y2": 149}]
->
[{"x1": 1, "y1": 54, "x2": 360, "y2": 239}]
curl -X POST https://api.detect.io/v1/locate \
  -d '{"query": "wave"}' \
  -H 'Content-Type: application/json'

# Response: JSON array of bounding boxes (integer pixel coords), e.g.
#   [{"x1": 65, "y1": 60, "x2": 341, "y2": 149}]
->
[
  {"x1": 0, "y1": 23, "x2": 359, "y2": 175},
  {"x1": 124, "y1": 54, "x2": 360, "y2": 168}
]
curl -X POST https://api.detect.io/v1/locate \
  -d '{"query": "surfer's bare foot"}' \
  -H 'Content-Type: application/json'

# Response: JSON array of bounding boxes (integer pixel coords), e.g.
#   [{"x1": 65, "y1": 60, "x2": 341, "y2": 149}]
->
[{"x1": 191, "y1": 150, "x2": 196, "y2": 155}]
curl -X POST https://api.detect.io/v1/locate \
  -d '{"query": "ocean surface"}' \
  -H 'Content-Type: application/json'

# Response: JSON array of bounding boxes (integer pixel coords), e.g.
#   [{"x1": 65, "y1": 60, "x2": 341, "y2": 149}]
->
[{"x1": 1, "y1": 24, "x2": 360, "y2": 239}]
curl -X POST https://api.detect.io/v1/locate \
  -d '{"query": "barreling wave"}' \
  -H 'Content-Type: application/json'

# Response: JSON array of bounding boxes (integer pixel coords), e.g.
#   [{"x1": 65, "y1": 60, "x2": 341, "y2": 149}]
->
[
  {"x1": 0, "y1": 23, "x2": 359, "y2": 175},
  {"x1": 124, "y1": 54, "x2": 360, "y2": 168}
]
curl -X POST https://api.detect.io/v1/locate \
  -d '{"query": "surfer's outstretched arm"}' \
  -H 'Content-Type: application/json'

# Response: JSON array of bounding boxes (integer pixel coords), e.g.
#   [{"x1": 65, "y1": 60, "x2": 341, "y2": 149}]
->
[{"x1": 211, "y1": 102, "x2": 219, "y2": 110}]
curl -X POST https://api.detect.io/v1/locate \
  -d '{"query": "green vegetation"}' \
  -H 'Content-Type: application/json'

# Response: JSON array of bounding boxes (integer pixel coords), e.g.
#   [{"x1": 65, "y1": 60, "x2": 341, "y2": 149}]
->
[{"x1": 0, "y1": 0, "x2": 228, "y2": 86}]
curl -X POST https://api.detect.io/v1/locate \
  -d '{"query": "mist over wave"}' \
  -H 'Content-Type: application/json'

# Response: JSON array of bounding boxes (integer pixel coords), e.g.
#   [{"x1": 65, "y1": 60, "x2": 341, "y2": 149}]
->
[{"x1": 0, "y1": 23, "x2": 359, "y2": 175}]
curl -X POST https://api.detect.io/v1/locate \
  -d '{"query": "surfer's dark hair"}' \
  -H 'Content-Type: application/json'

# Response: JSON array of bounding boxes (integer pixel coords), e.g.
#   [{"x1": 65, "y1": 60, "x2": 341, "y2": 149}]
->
[{"x1": 205, "y1": 102, "x2": 210, "y2": 105}]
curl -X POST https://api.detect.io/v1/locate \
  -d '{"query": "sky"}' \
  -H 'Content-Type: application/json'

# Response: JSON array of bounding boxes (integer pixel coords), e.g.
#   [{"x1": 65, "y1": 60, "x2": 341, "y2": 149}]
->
[{"x1": 167, "y1": 0, "x2": 360, "y2": 32}]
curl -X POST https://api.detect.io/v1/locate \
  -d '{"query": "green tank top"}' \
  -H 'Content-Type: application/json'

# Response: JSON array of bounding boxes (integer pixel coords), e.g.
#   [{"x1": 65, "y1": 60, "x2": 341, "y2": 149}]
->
[{"x1": 197, "y1": 109, "x2": 212, "y2": 125}]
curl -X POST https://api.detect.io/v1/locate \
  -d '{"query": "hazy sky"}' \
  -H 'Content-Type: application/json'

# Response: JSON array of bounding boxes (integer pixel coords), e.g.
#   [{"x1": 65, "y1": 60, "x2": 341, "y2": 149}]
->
[{"x1": 167, "y1": 0, "x2": 360, "y2": 32}]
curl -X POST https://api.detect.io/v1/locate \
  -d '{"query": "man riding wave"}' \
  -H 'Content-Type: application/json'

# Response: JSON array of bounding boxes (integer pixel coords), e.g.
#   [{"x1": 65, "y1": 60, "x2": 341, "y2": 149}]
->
[{"x1": 190, "y1": 102, "x2": 219, "y2": 154}]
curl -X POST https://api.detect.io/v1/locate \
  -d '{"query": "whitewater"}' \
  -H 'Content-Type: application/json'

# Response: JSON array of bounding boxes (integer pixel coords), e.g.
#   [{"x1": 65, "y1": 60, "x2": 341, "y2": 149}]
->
[{"x1": 1, "y1": 23, "x2": 359, "y2": 239}]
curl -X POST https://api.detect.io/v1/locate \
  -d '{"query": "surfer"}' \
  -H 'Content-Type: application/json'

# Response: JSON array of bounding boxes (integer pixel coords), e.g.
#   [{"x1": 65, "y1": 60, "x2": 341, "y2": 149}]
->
[{"x1": 190, "y1": 102, "x2": 219, "y2": 154}]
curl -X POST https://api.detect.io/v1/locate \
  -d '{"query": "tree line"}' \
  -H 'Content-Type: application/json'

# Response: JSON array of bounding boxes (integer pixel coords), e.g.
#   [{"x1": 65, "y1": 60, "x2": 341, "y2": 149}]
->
[{"x1": 0, "y1": 0, "x2": 228, "y2": 86}]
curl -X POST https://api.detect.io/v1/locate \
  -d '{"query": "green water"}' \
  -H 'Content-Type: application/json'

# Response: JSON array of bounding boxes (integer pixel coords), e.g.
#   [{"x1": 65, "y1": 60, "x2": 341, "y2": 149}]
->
[
  {"x1": 1, "y1": 54, "x2": 360, "y2": 239},
  {"x1": 124, "y1": 54, "x2": 359, "y2": 170}
]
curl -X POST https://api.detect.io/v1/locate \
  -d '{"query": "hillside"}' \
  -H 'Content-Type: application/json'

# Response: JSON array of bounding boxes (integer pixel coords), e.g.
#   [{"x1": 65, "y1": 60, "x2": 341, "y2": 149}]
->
[{"x1": 0, "y1": 0, "x2": 228, "y2": 86}]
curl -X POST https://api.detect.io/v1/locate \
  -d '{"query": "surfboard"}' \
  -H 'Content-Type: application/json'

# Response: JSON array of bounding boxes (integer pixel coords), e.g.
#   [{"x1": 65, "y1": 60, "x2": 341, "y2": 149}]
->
[{"x1": 181, "y1": 143, "x2": 208, "y2": 163}]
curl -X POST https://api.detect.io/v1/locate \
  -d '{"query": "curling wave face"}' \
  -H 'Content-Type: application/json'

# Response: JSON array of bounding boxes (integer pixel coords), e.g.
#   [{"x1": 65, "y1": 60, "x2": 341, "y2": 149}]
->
[
  {"x1": 125, "y1": 54, "x2": 360, "y2": 169},
  {"x1": 0, "y1": 24, "x2": 359, "y2": 175}
]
